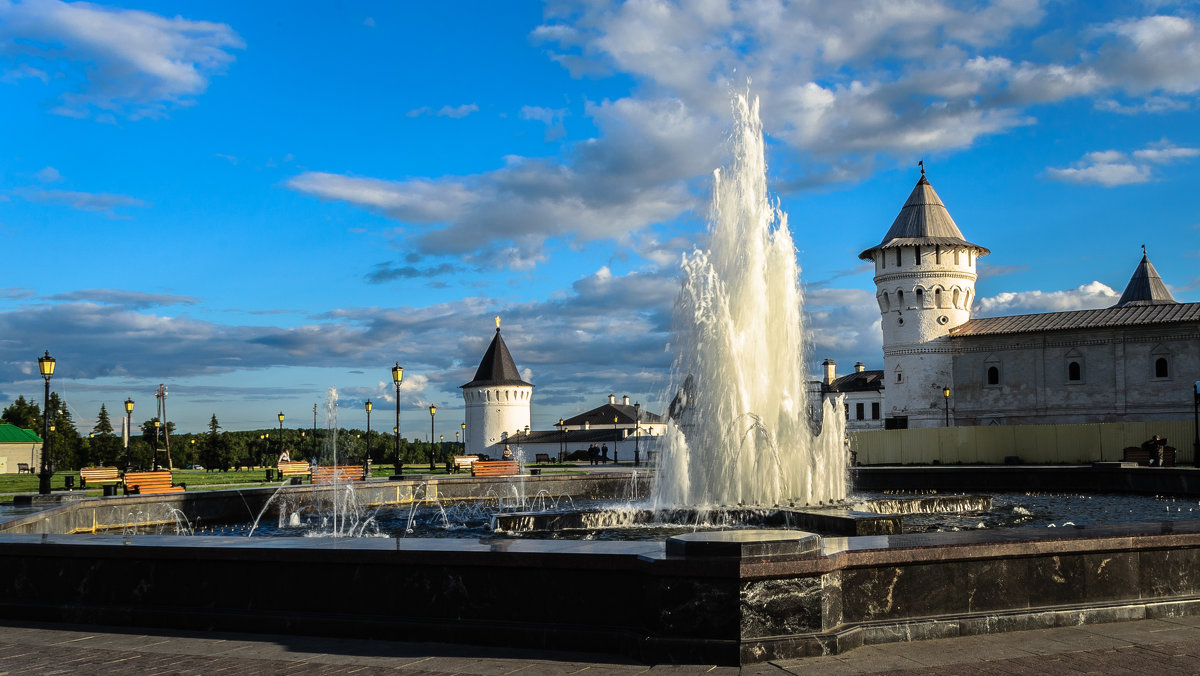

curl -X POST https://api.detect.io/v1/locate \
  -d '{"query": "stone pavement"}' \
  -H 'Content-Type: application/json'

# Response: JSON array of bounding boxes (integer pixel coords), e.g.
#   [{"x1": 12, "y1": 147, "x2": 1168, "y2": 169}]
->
[{"x1": 2, "y1": 616, "x2": 1200, "y2": 675}]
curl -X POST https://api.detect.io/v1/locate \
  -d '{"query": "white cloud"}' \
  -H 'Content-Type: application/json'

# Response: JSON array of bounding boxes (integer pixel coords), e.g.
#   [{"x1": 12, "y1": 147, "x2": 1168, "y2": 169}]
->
[
  {"x1": 1046, "y1": 140, "x2": 1200, "y2": 186},
  {"x1": 0, "y1": 0, "x2": 243, "y2": 120},
  {"x1": 34, "y1": 166, "x2": 60, "y2": 182},
  {"x1": 16, "y1": 187, "x2": 149, "y2": 217},
  {"x1": 437, "y1": 103, "x2": 478, "y2": 118},
  {"x1": 974, "y1": 281, "x2": 1120, "y2": 316},
  {"x1": 520, "y1": 105, "x2": 567, "y2": 141}
]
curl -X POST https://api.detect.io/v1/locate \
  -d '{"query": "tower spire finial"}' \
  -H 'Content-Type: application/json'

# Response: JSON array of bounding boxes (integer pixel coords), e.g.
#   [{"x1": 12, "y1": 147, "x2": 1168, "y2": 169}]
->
[
  {"x1": 918, "y1": 159, "x2": 925, "y2": 176},
  {"x1": 1141, "y1": 243, "x2": 1146, "y2": 257},
  {"x1": 495, "y1": 315, "x2": 501, "y2": 332}
]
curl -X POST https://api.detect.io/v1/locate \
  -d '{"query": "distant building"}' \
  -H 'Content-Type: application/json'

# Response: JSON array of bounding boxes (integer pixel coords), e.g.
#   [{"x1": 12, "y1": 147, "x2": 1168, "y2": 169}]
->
[
  {"x1": 814, "y1": 360, "x2": 884, "y2": 430},
  {"x1": 0, "y1": 424, "x2": 42, "y2": 474},
  {"x1": 460, "y1": 319, "x2": 532, "y2": 456},
  {"x1": 819, "y1": 169, "x2": 1200, "y2": 428}
]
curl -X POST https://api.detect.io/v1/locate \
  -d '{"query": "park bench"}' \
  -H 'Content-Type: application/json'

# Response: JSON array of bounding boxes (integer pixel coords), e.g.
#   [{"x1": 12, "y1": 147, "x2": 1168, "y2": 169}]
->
[
  {"x1": 452, "y1": 455, "x2": 478, "y2": 473},
  {"x1": 16, "y1": 463, "x2": 30, "y2": 474},
  {"x1": 80, "y1": 467, "x2": 121, "y2": 487},
  {"x1": 124, "y1": 471, "x2": 184, "y2": 495},
  {"x1": 471, "y1": 460, "x2": 519, "y2": 477},
  {"x1": 1122, "y1": 445, "x2": 1176, "y2": 467},
  {"x1": 312, "y1": 465, "x2": 365, "y2": 484},
  {"x1": 534, "y1": 453, "x2": 552, "y2": 464},
  {"x1": 277, "y1": 461, "x2": 311, "y2": 481}
]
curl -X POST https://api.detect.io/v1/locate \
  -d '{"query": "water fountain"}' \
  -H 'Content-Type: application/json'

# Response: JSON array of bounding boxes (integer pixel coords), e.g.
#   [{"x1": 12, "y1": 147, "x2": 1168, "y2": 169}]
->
[
  {"x1": 655, "y1": 93, "x2": 845, "y2": 511},
  {"x1": 5, "y1": 91, "x2": 1200, "y2": 666}
]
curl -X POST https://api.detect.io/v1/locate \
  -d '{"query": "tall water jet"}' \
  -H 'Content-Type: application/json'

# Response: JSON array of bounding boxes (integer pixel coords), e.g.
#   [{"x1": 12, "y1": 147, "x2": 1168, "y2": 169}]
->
[{"x1": 652, "y1": 93, "x2": 846, "y2": 509}]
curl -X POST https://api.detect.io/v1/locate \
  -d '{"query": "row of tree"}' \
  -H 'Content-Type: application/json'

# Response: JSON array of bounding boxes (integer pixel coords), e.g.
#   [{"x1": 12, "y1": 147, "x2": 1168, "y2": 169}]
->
[{"x1": 1, "y1": 396, "x2": 464, "y2": 472}]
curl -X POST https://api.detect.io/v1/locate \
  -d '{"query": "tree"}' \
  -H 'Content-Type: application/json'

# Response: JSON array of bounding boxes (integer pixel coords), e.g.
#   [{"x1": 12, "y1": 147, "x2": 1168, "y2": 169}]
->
[
  {"x1": 1, "y1": 395, "x2": 41, "y2": 431},
  {"x1": 139, "y1": 418, "x2": 176, "y2": 470},
  {"x1": 46, "y1": 392, "x2": 81, "y2": 470},
  {"x1": 90, "y1": 404, "x2": 120, "y2": 466}
]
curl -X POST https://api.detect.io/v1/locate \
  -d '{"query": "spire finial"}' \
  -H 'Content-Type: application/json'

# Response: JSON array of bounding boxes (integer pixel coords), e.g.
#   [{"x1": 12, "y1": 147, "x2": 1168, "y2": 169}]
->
[
  {"x1": 495, "y1": 315, "x2": 501, "y2": 332},
  {"x1": 1141, "y1": 244, "x2": 1146, "y2": 257},
  {"x1": 918, "y1": 159, "x2": 925, "y2": 176}
]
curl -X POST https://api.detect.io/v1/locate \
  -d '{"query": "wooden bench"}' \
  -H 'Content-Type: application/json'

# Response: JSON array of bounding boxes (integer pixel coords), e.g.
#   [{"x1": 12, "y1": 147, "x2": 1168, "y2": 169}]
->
[
  {"x1": 277, "y1": 461, "x2": 311, "y2": 480},
  {"x1": 16, "y1": 462, "x2": 30, "y2": 474},
  {"x1": 311, "y1": 465, "x2": 365, "y2": 484},
  {"x1": 452, "y1": 455, "x2": 478, "y2": 473},
  {"x1": 80, "y1": 466, "x2": 121, "y2": 487},
  {"x1": 1122, "y1": 446, "x2": 1176, "y2": 467},
  {"x1": 124, "y1": 471, "x2": 184, "y2": 495},
  {"x1": 534, "y1": 453, "x2": 552, "y2": 464},
  {"x1": 472, "y1": 460, "x2": 520, "y2": 477}
]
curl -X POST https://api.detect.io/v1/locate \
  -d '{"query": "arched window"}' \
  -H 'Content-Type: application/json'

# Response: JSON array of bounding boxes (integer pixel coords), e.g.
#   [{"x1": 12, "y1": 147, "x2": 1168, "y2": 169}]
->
[
  {"x1": 882, "y1": 292, "x2": 890, "y2": 311},
  {"x1": 914, "y1": 246, "x2": 922, "y2": 265},
  {"x1": 916, "y1": 288, "x2": 923, "y2": 306},
  {"x1": 1068, "y1": 362, "x2": 1081, "y2": 381},
  {"x1": 987, "y1": 366, "x2": 1000, "y2": 385},
  {"x1": 895, "y1": 249, "x2": 902, "y2": 267},
  {"x1": 896, "y1": 372, "x2": 903, "y2": 383},
  {"x1": 897, "y1": 290, "x2": 905, "y2": 306},
  {"x1": 934, "y1": 288, "x2": 943, "y2": 308},
  {"x1": 1155, "y1": 357, "x2": 1169, "y2": 378},
  {"x1": 952, "y1": 288, "x2": 961, "y2": 308}
]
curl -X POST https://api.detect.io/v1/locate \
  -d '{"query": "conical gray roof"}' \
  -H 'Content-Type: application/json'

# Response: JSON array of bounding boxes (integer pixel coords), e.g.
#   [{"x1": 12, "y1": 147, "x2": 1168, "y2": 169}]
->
[
  {"x1": 860, "y1": 173, "x2": 989, "y2": 260},
  {"x1": 1114, "y1": 254, "x2": 1177, "y2": 307},
  {"x1": 460, "y1": 327, "x2": 533, "y2": 389}
]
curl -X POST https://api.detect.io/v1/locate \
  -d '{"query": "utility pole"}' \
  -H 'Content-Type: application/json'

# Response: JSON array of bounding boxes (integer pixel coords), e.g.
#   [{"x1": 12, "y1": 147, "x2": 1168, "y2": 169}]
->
[{"x1": 156, "y1": 384, "x2": 172, "y2": 470}]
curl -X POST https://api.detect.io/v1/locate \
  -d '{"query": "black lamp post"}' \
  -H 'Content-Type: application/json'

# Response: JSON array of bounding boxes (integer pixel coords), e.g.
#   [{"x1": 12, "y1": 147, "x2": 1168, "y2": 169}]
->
[
  {"x1": 36, "y1": 351, "x2": 55, "y2": 495},
  {"x1": 558, "y1": 418, "x2": 565, "y2": 462},
  {"x1": 277, "y1": 412, "x2": 285, "y2": 461},
  {"x1": 634, "y1": 402, "x2": 641, "y2": 467},
  {"x1": 428, "y1": 404, "x2": 437, "y2": 472},
  {"x1": 153, "y1": 420, "x2": 161, "y2": 470},
  {"x1": 942, "y1": 386, "x2": 951, "y2": 427},
  {"x1": 1192, "y1": 380, "x2": 1199, "y2": 466},
  {"x1": 461, "y1": 422, "x2": 466, "y2": 453},
  {"x1": 123, "y1": 397, "x2": 134, "y2": 472},
  {"x1": 363, "y1": 400, "x2": 372, "y2": 466},
  {"x1": 392, "y1": 363, "x2": 403, "y2": 477}
]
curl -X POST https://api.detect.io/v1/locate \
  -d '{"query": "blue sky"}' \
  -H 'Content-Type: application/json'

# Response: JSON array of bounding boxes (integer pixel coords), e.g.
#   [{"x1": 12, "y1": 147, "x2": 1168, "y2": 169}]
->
[{"x1": 2, "y1": 0, "x2": 1198, "y2": 435}]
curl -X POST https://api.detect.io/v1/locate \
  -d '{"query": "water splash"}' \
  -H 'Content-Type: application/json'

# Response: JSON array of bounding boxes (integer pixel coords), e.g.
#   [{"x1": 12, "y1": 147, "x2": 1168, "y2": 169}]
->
[{"x1": 652, "y1": 92, "x2": 846, "y2": 509}]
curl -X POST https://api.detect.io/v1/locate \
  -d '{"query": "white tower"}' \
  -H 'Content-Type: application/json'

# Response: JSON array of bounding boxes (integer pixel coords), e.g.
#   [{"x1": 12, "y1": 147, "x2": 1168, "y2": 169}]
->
[
  {"x1": 859, "y1": 167, "x2": 989, "y2": 428},
  {"x1": 460, "y1": 317, "x2": 532, "y2": 455}
]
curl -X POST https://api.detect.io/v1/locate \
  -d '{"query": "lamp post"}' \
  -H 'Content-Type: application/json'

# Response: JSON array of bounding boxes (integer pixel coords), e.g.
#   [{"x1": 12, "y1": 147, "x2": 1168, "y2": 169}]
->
[
  {"x1": 942, "y1": 386, "x2": 951, "y2": 427},
  {"x1": 613, "y1": 415, "x2": 620, "y2": 459},
  {"x1": 455, "y1": 430, "x2": 460, "y2": 448},
  {"x1": 123, "y1": 397, "x2": 134, "y2": 472},
  {"x1": 558, "y1": 418, "x2": 565, "y2": 462},
  {"x1": 364, "y1": 400, "x2": 372, "y2": 465},
  {"x1": 428, "y1": 405, "x2": 436, "y2": 472},
  {"x1": 634, "y1": 402, "x2": 641, "y2": 467},
  {"x1": 153, "y1": 420, "x2": 161, "y2": 470},
  {"x1": 277, "y1": 412, "x2": 285, "y2": 461},
  {"x1": 190, "y1": 438, "x2": 195, "y2": 467},
  {"x1": 312, "y1": 403, "x2": 318, "y2": 462},
  {"x1": 392, "y1": 363, "x2": 403, "y2": 478},
  {"x1": 461, "y1": 422, "x2": 466, "y2": 453},
  {"x1": 1193, "y1": 380, "x2": 1199, "y2": 466},
  {"x1": 36, "y1": 351, "x2": 55, "y2": 495}
]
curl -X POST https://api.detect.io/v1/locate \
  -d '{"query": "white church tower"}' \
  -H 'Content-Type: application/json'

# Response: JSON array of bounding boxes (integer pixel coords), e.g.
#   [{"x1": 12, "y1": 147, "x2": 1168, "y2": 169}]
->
[
  {"x1": 460, "y1": 317, "x2": 532, "y2": 455},
  {"x1": 858, "y1": 166, "x2": 989, "y2": 428}
]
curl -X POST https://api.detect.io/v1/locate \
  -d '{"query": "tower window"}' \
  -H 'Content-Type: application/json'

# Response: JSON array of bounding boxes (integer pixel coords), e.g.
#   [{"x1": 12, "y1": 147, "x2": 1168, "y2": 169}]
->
[
  {"x1": 880, "y1": 252, "x2": 885, "y2": 269},
  {"x1": 898, "y1": 290, "x2": 905, "y2": 306},
  {"x1": 1068, "y1": 361, "x2": 1081, "y2": 382},
  {"x1": 935, "y1": 245, "x2": 941, "y2": 264},
  {"x1": 914, "y1": 246, "x2": 921, "y2": 265},
  {"x1": 1155, "y1": 357, "x2": 1169, "y2": 378},
  {"x1": 896, "y1": 372, "x2": 903, "y2": 383},
  {"x1": 871, "y1": 402, "x2": 880, "y2": 419},
  {"x1": 916, "y1": 288, "x2": 923, "y2": 306},
  {"x1": 954, "y1": 250, "x2": 960, "y2": 265},
  {"x1": 895, "y1": 249, "x2": 902, "y2": 266},
  {"x1": 986, "y1": 366, "x2": 1000, "y2": 386},
  {"x1": 935, "y1": 288, "x2": 943, "y2": 308}
]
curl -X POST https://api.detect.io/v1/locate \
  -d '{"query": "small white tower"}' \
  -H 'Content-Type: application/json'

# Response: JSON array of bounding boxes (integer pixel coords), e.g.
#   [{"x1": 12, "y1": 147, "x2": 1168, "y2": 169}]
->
[
  {"x1": 859, "y1": 166, "x2": 989, "y2": 428},
  {"x1": 460, "y1": 317, "x2": 533, "y2": 455}
]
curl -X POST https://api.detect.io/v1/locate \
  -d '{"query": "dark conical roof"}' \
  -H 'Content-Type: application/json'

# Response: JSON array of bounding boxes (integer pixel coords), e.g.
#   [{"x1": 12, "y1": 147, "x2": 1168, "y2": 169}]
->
[
  {"x1": 1114, "y1": 254, "x2": 1177, "y2": 307},
  {"x1": 460, "y1": 327, "x2": 533, "y2": 389},
  {"x1": 860, "y1": 172, "x2": 989, "y2": 260}
]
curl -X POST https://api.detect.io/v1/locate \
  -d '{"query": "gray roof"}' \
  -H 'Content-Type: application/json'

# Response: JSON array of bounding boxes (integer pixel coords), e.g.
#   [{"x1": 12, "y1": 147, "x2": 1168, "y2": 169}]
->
[
  {"x1": 949, "y1": 302, "x2": 1200, "y2": 338},
  {"x1": 860, "y1": 173, "x2": 989, "y2": 260},
  {"x1": 460, "y1": 328, "x2": 533, "y2": 389},
  {"x1": 1115, "y1": 254, "x2": 1177, "y2": 307},
  {"x1": 823, "y1": 370, "x2": 884, "y2": 393},
  {"x1": 561, "y1": 402, "x2": 662, "y2": 427}
]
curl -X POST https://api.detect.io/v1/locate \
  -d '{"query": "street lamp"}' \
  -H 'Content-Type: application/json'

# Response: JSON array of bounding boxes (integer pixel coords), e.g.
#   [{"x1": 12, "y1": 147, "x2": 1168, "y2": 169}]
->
[
  {"x1": 942, "y1": 386, "x2": 951, "y2": 427},
  {"x1": 613, "y1": 415, "x2": 620, "y2": 459},
  {"x1": 558, "y1": 418, "x2": 565, "y2": 462},
  {"x1": 36, "y1": 351, "x2": 55, "y2": 495},
  {"x1": 392, "y1": 363, "x2": 403, "y2": 478},
  {"x1": 123, "y1": 397, "x2": 134, "y2": 471},
  {"x1": 277, "y1": 412, "x2": 285, "y2": 462},
  {"x1": 1193, "y1": 380, "x2": 1199, "y2": 466},
  {"x1": 634, "y1": 402, "x2": 641, "y2": 467},
  {"x1": 461, "y1": 422, "x2": 466, "y2": 453},
  {"x1": 364, "y1": 399, "x2": 372, "y2": 465},
  {"x1": 428, "y1": 404, "x2": 437, "y2": 472},
  {"x1": 153, "y1": 420, "x2": 161, "y2": 470}
]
